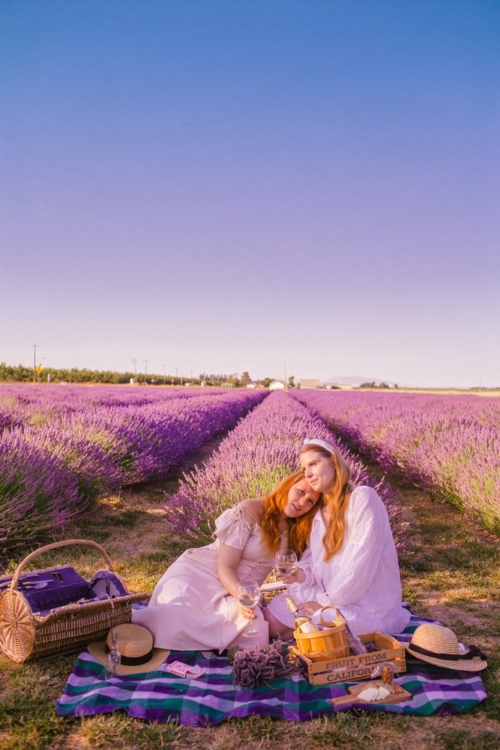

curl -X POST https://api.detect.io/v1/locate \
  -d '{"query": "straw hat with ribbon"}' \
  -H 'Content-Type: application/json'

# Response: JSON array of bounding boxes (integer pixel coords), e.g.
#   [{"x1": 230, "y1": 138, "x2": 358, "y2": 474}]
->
[
  {"x1": 404, "y1": 624, "x2": 487, "y2": 671},
  {"x1": 88, "y1": 623, "x2": 170, "y2": 675}
]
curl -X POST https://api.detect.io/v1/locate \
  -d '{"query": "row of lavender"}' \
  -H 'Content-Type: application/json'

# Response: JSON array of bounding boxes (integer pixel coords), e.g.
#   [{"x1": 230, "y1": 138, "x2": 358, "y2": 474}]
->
[
  {"x1": 0, "y1": 388, "x2": 266, "y2": 558},
  {"x1": 166, "y1": 391, "x2": 407, "y2": 551},
  {"x1": 292, "y1": 391, "x2": 500, "y2": 531},
  {"x1": 0, "y1": 384, "x2": 231, "y2": 432}
]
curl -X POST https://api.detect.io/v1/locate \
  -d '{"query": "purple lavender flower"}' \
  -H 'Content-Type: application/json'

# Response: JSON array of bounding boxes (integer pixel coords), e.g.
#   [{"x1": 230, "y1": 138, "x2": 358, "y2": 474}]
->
[
  {"x1": 166, "y1": 391, "x2": 406, "y2": 549},
  {"x1": 292, "y1": 390, "x2": 500, "y2": 531}
]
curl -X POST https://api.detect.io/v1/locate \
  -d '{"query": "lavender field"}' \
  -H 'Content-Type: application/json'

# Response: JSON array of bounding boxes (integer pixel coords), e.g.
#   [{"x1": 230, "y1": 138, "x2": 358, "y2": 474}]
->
[
  {"x1": 292, "y1": 390, "x2": 500, "y2": 532},
  {"x1": 166, "y1": 390, "x2": 406, "y2": 549},
  {"x1": 2, "y1": 384, "x2": 499, "y2": 562},
  {"x1": 0, "y1": 385, "x2": 266, "y2": 558}
]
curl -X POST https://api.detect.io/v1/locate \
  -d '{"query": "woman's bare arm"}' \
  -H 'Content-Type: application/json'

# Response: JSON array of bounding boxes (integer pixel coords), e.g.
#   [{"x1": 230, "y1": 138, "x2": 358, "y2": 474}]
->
[{"x1": 217, "y1": 542, "x2": 257, "y2": 619}]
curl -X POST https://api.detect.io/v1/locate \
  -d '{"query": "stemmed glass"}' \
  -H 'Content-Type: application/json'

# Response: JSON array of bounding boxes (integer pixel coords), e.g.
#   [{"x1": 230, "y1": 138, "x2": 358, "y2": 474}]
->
[
  {"x1": 236, "y1": 581, "x2": 261, "y2": 637},
  {"x1": 275, "y1": 549, "x2": 298, "y2": 593},
  {"x1": 104, "y1": 628, "x2": 121, "y2": 678}
]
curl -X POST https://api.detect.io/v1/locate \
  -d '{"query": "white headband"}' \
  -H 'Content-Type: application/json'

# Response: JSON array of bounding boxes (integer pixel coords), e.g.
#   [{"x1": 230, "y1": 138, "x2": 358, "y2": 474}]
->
[{"x1": 303, "y1": 438, "x2": 335, "y2": 455}]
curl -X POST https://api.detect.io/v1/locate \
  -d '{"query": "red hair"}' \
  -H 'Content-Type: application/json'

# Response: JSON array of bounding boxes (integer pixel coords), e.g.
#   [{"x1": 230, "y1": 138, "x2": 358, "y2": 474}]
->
[{"x1": 260, "y1": 471, "x2": 322, "y2": 558}]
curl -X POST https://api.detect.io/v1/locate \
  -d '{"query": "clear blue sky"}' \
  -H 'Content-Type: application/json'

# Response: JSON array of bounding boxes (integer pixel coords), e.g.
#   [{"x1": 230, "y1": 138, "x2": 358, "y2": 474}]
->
[{"x1": 1, "y1": 1, "x2": 499, "y2": 387}]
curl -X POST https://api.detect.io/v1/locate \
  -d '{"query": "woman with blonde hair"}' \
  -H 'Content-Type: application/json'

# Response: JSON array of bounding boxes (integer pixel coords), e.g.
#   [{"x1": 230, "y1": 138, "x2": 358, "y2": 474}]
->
[
  {"x1": 132, "y1": 471, "x2": 321, "y2": 652},
  {"x1": 265, "y1": 438, "x2": 410, "y2": 638}
]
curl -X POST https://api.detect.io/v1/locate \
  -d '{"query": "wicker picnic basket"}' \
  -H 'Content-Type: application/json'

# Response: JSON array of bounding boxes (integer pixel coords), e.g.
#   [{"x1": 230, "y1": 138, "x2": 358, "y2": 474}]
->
[
  {"x1": 294, "y1": 606, "x2": 350, "y2": 662},
  {"x1": 0, "y1": 539, "x2": 149, "y2": 663}
]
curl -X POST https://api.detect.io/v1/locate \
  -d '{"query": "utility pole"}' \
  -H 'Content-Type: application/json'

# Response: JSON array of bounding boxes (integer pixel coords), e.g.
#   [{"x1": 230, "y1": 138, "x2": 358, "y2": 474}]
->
[
  {"x1": 132, "y1": 359, "x2": 138, "y2": 377},
  {"x1": 144, "y1": 360, "x2": 148, "y2": 377},
  {"x1": 163, "y1": 365, "x2": 166, "y2": 385},
  {"x1": 33, "y1": 344, "x2": 37, "y2": 383}
]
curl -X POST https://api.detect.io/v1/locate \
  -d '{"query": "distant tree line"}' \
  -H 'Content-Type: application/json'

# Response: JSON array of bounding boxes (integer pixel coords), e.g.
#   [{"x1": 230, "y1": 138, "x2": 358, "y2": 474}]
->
[
  {"x1": 0, "y1": 362, "x2": 198, "y2": 386},
  {"x1": 0, "y1": 362, "x2": 283, "y2": 388},
  {"x1": 359, "y1": 381, "x2": 398, "y2": 389}
]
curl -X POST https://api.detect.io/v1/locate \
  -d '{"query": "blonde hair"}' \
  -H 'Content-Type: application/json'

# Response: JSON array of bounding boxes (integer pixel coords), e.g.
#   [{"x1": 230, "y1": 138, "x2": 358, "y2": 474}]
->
[
  {"x1": 300, "y1": 443, "x2": 352, "y2": 561},
  {"x1": 260, "y1": 471, "x2": 322, "y2": 558}
]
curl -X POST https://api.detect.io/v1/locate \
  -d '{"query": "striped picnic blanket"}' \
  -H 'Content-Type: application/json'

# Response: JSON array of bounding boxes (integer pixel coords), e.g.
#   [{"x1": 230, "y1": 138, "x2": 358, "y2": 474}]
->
[{"x1": 55, "y1": 612, "x2": 487, "y2": 725}]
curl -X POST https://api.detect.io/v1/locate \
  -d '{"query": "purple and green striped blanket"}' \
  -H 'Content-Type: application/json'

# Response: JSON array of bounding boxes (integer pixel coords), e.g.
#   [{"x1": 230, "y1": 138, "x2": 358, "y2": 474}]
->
[{"x1": 55, "y1": 612, "x2": 487, "y2": 726}]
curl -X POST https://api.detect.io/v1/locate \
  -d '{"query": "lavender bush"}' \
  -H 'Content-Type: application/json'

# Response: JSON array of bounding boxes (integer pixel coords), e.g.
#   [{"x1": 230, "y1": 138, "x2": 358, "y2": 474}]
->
[
  {"x1": 0, "y1": 384, "x2": 238, "y2": 434},
  {"x1": 292, "y1": 391, "x2": 500, "y2": 532},
  {"x1": 63, "y1": 391, "x2": 266, "y2": 484},
  {"x1": 0, "y1": 388, "x2": 266, "y2": 558},
  {"x1": 166, "y1": 391, "x2": 406, "y2": 549},
  {"x1": 0, "y1": 431, "x2": 82, "y2": 559}
]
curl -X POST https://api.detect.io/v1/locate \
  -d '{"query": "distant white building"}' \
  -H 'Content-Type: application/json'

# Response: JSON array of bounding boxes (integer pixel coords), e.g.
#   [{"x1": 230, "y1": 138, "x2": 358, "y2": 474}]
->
[
  {"x1": 269, "y1": 380, "x2": 286, "y2": 391},
  {"x1": 299, "y1": 378, "x2": 323, "y2": 389}
]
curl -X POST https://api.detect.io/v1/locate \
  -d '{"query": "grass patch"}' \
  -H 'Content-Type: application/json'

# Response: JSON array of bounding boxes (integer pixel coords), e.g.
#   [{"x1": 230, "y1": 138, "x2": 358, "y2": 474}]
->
[
  {"x1": 64, "y1": 714, "x2": 188, "y2": 749},
  {"x1": 438, "y1": 729, "x2": 500, "y2": 750},
  {"x1": 481, "y1": 650, "x2": 500, "y2": 721}
]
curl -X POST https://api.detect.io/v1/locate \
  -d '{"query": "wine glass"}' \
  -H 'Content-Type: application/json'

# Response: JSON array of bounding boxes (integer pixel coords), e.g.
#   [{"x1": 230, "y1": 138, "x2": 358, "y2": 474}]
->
[
  {"x1": 275, "y1": 549, "x2": 298, "y2": 593},
  {"x1": 104, "y1": 628, "x2": 121, "y2": 678},
  {"x1": 236, "y1": 581, "x2": 261, "y2": 637}
]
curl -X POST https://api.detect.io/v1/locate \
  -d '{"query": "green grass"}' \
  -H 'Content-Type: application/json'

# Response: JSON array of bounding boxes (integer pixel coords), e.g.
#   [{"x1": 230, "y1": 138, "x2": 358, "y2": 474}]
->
[{"x1": 438, "y1": 729, "x2": 500, "y2": 750}]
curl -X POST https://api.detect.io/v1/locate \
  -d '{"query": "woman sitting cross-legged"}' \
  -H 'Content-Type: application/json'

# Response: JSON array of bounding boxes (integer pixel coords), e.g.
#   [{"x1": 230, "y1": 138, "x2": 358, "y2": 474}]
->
[
  {"x1": 132, "y1": 471, "x2": 321, "y2": 652},
  {"x1": 264, "y1": 439, "x2": 410, "y2": 638}
]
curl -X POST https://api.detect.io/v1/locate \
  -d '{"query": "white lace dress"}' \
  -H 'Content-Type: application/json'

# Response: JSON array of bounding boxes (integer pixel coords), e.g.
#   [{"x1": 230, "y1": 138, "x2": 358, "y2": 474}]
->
[
  {"x1": 267, "y1": 486, "x2": 410, "y2": 635},
  {"x1": 132, "y1": 503, "x2": 281, "y2": 651}
]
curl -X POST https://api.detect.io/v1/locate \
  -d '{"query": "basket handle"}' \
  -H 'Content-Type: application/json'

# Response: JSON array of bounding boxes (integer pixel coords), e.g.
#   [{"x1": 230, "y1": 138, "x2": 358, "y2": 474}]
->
[
  {"x1": 9, "y1": 539, "x2": 115, "y2": 590},
  {"x1": 319, "y1": 605, "x2": 345, "y2": 627}
]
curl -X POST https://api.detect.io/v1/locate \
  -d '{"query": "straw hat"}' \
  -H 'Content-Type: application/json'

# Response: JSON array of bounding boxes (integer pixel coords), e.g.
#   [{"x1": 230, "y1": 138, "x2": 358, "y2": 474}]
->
[
  {"x1": 404, "y1": 624, "x2": 487, "y2": 672},
  {"x1": 88, "y1": 623, "x2": 170, "y2": 675}
]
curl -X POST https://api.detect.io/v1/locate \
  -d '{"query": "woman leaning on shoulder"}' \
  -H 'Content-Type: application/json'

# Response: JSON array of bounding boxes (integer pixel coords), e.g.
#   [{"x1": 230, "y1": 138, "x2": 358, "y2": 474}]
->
[
  {"x1": 265, "y1": 438, "x2": 410, "y2": 638},
  {"x1": 132, "y1": 470, "x2": 321, "y2": 652}
]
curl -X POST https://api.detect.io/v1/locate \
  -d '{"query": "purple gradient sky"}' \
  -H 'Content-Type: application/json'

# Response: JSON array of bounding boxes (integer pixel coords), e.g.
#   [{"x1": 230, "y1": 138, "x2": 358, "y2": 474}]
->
[{"x1": 1, "y1": 1, "x2": 499, "y2": 387}]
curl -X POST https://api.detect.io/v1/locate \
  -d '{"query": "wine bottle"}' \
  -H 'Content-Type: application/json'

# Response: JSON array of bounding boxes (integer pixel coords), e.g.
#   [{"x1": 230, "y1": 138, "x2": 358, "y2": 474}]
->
[{"x1": 286, "y1": 596, "x2": 317, "y2": 633}]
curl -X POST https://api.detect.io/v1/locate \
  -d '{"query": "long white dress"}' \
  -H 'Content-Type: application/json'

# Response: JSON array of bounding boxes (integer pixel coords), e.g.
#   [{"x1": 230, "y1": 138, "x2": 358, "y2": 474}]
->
[
  {"x1": 267, "y1": 486, "x2": 410, "y2": 635},
  {"x1": 132, "y1": 503, "x2": 282, "y2": 651}
]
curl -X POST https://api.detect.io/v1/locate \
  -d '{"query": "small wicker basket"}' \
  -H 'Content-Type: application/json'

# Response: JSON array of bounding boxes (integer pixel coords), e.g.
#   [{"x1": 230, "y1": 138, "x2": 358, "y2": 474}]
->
[
  {"x1": 294, "y1": 606, "x2": 350, "y2": 662},
  {"x1": 0, "y1": 539, "x2": 149, "y2": 663}
]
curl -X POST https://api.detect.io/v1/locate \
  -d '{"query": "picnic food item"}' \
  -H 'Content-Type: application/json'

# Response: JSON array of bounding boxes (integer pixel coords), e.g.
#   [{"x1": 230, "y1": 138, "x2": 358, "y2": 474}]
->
[
  {"x1": 404, "y1": 624, "x2": 487, "y2": 671},
  {"x1": 286, "y1": 596, "x2": 317, "y2": 633},
  {"x1": 0, "y1": 540, "x2": 148, "y2": 663},
  {"x1": 330, "y1": 680, "x2": 412, "y2": 707}
]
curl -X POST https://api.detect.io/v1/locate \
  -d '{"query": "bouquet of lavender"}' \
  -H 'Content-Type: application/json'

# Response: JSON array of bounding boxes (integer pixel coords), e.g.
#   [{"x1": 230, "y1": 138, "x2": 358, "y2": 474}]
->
[{"x1": 228, "y1": 640, "x2": 297, "y2": 689}]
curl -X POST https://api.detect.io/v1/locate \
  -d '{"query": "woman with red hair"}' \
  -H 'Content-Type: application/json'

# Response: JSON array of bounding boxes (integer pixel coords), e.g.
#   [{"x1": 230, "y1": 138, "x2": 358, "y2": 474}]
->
[{"x1": 133, "y1": 471, "x2": 321, "y2": 652}]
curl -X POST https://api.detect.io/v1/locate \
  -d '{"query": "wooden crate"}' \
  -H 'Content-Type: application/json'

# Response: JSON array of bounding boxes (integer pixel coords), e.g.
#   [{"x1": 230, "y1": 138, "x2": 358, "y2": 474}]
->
[{"x1": 291, "y1": 632, "x2": 406, "y2": 686}]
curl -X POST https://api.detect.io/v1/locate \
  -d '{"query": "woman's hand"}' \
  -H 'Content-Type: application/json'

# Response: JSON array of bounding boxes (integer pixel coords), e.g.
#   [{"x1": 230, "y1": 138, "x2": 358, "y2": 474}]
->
[
  {"x1": 238, "y1": 593, "x2": 264, "y2": 619},
  {"x1": 298, "y1": 600, "x2": 321, "y2": 616},
  {"x1": 238, "y1": 601, "x2": 259, "y2": 619},
  {"x1": 278, "y1": 567, "x2": 306, "y2": 585}
]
